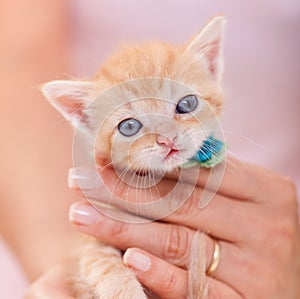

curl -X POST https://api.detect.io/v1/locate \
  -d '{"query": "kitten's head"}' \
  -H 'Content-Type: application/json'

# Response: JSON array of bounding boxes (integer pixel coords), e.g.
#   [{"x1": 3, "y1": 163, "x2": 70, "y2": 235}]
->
[{"x1": 42, "y1": 15, "x2": 226, "y2": 174}]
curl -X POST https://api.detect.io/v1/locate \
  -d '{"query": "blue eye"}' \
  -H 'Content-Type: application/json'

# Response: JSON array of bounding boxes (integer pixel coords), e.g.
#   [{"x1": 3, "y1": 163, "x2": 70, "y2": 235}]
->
[
  {"x1": 176, "y1": 95, "x2": 198, "y2": 114},
  {"x1": 118, "y1": 118, "x2": 143, "y2": 137}
]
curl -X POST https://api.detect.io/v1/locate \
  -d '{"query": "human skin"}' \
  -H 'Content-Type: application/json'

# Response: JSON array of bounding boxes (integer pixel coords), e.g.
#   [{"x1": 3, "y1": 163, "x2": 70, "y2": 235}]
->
[
  {"x1": 2, "y1": 1, "x2": 299, "y2": 297},
  {"x1": 0, "y1": 0, "x2": 79, "y2": 280},
  {"x1": 26, "y1": 157, "x2": 300, "y2": 298}
]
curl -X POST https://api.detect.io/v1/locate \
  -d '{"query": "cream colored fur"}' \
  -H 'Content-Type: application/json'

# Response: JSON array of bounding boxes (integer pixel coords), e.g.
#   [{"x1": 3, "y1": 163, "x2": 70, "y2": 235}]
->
[{"x1": 42, "y1": 15, "x2": 226, "y2": 299}]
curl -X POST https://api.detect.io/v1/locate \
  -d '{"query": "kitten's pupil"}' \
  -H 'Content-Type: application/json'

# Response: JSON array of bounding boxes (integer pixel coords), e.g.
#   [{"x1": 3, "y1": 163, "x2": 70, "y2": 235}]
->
[
  {"x1": 176, "y1": 95, "x2": 198, "y2": 114},
  {"x1": 118, "y1": 118, "x2": 143, "y2": 137}
]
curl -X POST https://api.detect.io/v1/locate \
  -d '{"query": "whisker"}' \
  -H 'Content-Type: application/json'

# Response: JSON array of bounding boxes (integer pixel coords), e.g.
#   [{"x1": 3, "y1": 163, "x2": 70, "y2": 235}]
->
[{"x1": 206, "y1": 129, "x2": 262, "y2": 149}]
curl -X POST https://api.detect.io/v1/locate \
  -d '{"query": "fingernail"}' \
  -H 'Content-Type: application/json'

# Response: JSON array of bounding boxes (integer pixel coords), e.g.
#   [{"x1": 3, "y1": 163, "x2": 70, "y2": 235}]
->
[
  {"x1": 68, "y1": 167, "x2": 101, "y2": 190},
  {"x1": 69, "y1": 203, "x2": 102, "y2": 225},
  {"x1": 123, "y1": 249, "x2": 151, "y2": 272}
]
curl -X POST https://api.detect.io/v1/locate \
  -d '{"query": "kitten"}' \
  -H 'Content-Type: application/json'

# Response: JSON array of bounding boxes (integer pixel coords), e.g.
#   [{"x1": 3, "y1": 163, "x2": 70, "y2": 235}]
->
[{"x1": 42, "y1": 15, "x2": 226, "y2": 299}]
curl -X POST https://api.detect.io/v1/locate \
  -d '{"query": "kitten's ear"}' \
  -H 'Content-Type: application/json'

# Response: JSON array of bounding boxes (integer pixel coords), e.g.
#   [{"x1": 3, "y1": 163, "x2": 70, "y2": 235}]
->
[
  {"x1": 183, "y1": 14, "x2": 226, "y2": 82},
  {"x1": 41, "y1": 80, "x2": 96, "y2": 127}
]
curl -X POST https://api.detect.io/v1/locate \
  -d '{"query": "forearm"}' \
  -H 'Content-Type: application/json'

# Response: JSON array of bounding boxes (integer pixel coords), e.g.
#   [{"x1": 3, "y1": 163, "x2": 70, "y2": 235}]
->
[{"x1": 0, "y1": 0, "x2": 80, "y2": 281}]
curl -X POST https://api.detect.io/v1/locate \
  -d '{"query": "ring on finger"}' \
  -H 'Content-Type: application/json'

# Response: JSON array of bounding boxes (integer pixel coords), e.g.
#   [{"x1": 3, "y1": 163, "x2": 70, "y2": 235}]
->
[{"x1": 206, "y1": 239, "x2": 221, "y2": 276}]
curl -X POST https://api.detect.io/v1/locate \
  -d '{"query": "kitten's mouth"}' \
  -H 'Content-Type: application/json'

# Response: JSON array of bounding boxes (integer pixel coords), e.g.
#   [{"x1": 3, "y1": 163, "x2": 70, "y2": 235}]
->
[
  {"x1": 164, "y1": 148, "x2": 180, "y2": 160},
  {"x1": 135, "y1": 169, "x2": 149, "y2": 177}
]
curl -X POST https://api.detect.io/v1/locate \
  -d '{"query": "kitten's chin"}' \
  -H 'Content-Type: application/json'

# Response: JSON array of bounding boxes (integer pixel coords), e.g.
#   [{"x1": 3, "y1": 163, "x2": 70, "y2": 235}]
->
[
  {"x1": 125, "y1": 161, "x2": 179, "y2": 176},
  {"x1": 110, "y1": 148, "x2": 194, "y2": 176},
  {"x1": 145, "y1": 156, "x2": 188, "y2": 174}
]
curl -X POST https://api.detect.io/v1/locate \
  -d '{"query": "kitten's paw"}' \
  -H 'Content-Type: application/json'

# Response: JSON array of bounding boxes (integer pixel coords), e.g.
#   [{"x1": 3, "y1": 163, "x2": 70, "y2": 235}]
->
[
  {"x1": 113, "y1": 287, "x2": 148, "y2": 299},
  {"x1": 73, "y1": 241, "x2": 148, "y2": 299},
  {"x1": 89, "y1": 280, "x2": 147, "y2": 299}
]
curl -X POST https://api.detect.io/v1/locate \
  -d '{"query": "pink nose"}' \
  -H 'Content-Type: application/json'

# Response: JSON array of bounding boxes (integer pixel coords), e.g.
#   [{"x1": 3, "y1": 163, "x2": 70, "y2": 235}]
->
[{"x1": 156, "y1": 135, "x2": 177, "y2": 148}]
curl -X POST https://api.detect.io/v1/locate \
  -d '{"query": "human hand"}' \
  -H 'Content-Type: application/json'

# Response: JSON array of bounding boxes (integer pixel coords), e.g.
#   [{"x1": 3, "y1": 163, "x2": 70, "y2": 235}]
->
[
  {"x1": 68, "y1": 157, "x2": 300, "y2": 299},
  {"x1": 24, "y1": 262, "x2": 159, "y2": 299}
]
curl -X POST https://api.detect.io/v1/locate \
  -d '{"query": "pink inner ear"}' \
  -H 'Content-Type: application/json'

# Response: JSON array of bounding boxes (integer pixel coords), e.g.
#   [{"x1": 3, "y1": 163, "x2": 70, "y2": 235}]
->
[
  {"x1": 57, "y1": 95, "x2": 85, "y2": 119},
  {"x1": 205, "y1": 39, "x2": 221, "y2": 77}
]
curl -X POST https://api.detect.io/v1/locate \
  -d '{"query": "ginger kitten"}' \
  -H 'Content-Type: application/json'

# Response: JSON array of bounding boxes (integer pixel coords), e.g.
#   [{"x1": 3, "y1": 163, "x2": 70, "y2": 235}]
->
[{"x1": 42, "y1": 15, "x2": 226, "y2": 299}]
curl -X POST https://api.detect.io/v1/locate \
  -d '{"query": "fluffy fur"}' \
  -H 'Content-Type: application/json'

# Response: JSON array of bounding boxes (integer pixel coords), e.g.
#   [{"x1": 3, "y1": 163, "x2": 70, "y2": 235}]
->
[{"x1": 42, "y1": 15, "x2": 226, "y2": 299}]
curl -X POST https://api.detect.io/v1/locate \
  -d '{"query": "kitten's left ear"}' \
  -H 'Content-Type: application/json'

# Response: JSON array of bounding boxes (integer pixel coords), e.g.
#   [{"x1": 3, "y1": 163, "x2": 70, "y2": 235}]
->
[
  {"x1": 41, "y1": 80, "x2": 96, "y2": 128},
  {"x1": 183, "y1": 14, "x2": 227, "y2": 82}
]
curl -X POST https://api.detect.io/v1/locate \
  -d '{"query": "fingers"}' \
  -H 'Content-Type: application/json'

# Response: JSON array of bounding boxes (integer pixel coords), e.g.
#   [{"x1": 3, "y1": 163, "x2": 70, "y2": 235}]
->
[
  {"x1": 70, "y1": 201, "x2": 213, "y2": 268},
  {"x1": 69, "y1": 201, "x2": 250, "y2": 292},
  {"x1": 161, "y1": 190, "x2": 258, "y2": 242},
  {"x1": 123, "y1": 248, "x2": 242, "y2": 299},
  {"x1": 68, "y1": 166, "x2": 179, "y2": 217},
  {"x1": 24, "y1": 264, "x2": 75, "y2": 299},
  {"x1": 207, "y1": 278, "x2": 243, "y2": 299},
  {"x1": 124, "y1": 248, "x2": 187, "y2": 299},
  {"x1": 69, "y1": 155, "x2": 268, "y2": 207},
  {"x1": 166, "y1": 156, "x2": 260, "y2": 202},
  {"x1": 75, "y1": 156, "x2": 290, "y2": 204},
  {"x1": 169, "y1": 156, "x2": 296, "y2": 204},
  {"x1": 67, "y1": 161, "x2": 300, "y2": 299},
  {"x1": 69, "y1": 169, "x2": 260, "y2": 242}
]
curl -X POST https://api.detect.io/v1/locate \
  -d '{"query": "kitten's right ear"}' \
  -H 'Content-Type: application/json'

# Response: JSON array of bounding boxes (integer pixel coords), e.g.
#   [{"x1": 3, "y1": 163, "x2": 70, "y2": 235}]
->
[
  {"x1": 181, "y1": 14, "x2": 227, "y2": 83},
  {"x1": 41, "y1": 80, "x2": 96, "y2": 127}
]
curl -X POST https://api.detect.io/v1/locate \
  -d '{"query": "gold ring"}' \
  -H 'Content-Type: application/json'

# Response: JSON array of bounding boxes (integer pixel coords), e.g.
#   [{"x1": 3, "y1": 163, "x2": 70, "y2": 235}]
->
[{"x1": 206, "y1": 239, "x2": 221, "y2": 276}]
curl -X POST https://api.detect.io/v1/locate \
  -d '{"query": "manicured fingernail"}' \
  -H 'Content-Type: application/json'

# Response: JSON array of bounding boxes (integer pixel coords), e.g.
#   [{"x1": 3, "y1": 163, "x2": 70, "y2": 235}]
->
[
  {"x1": 68, "y1": 167, "x2": 101, "y2": 190},
  {"x1": 69, "y1": 203, "x2": 101, "y2": 225},
  {"x1": 123, "y1": 249, "x2": 151, "y2": 272}
]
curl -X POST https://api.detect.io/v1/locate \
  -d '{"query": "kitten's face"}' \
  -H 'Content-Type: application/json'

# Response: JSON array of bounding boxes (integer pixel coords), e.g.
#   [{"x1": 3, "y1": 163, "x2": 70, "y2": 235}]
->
[
  {"x1": 92, "y1": 78, "x2": 222, "y2": 173},
  {"x1": 42, "y1": 15, "x2": 225, "y2": 175}
]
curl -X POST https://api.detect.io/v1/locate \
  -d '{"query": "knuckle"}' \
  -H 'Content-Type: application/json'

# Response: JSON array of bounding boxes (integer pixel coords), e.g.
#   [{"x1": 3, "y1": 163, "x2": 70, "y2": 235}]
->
[
  {"x1": 281, "y1": 177, "x2": 298, "y2": 205},
  {"x1": 249, "y1": 166, "x2": 298, "y2": 204},
  {"x1": 260, "y1": 176, "x2": 298, "y2": 228},
  {"x1": 174, "y1": 189, "x2": 199, "y2": 219},
  {"x1": 274, "y1": 220, "x2": 296, "y2": 253},
  {"x1": 162, "y1": 225, "x2": 190, "y2": 265},
  {"x1": 111, "y1": 221, "x2": 129, "y2": 241},
  {"x1": 277, "y1": 217, "x2": 296, "y2": 239},
  {"x1": 270, "y1": 174, "x2": 297, "y2": 205}
]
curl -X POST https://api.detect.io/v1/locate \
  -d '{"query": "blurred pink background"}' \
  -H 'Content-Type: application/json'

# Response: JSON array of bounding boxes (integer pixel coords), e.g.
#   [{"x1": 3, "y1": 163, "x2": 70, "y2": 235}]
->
[{"x1": 1, "y1": 0, "x2": 299, "y2": 297}]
